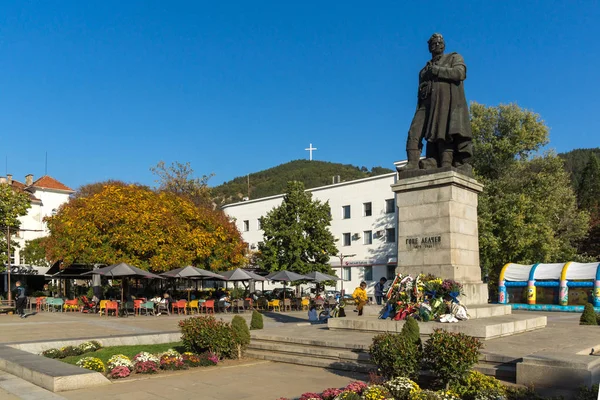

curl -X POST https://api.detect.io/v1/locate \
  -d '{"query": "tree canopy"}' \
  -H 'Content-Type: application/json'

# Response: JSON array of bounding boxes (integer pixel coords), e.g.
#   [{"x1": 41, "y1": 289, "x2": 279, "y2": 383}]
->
[
  {"x1": 151, "y1": 161, "x2": 213, "y2": 208},
  {"x1": 21, "y1": 237, "x2": 50, "y2": 267},
  {"x1": 0, "y1": 184, "x2": 31, "y2": 268},
  {"x1": 471, "y1": 102, "x2": 590, "y2": 283},
  {"x1": 576, "y1": 154, "x2": 600, "y2": 258},
  {"x1": 256, "y1": 181, "x2": 338, "y2": 275},
  {"x1": 43, "y1": 183, "x2": 246, "y2": 271}
]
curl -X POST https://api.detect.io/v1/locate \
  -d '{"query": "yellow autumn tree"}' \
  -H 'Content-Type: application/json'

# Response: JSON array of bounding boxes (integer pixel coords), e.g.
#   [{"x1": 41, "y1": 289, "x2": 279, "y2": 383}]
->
[{"x1": 43, "y1": 184, "x2": 246, "y2": 271}]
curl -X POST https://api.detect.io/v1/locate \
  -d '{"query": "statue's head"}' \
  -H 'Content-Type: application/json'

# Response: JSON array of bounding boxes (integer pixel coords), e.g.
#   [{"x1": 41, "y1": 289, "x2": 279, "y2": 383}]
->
[{"x1": 428, "y1": 33, "x2": 445, "y2": 56}]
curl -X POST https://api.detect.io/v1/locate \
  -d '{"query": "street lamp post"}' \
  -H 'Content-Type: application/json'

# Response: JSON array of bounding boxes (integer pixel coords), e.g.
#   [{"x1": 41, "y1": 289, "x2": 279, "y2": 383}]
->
[
  {"x1": 6, "y1": 226, "x2": 10, "y2": 302},
  {"x1": 338, "y1": 253, "x2": 356, "y2": 295}
]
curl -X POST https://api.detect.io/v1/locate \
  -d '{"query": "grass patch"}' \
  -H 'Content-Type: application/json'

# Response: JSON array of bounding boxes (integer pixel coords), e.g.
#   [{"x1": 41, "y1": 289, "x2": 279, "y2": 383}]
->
[{"x1": 61, "y1": 342, "x2": 185, "y2": 365}]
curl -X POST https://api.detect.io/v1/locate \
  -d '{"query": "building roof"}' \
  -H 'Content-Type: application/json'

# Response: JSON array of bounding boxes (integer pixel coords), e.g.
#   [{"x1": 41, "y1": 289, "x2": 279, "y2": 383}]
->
[
  {"x1": 3, "y1": 179, "x2": 41, "y2": 202},
  {"x1": 31, "y1": 176, "x2": 74, "y2": 192}
]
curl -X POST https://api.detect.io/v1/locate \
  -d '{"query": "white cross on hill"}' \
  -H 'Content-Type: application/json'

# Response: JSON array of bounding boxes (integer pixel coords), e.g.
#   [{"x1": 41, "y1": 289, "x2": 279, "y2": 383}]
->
[{"x1": 305, "y1": 143, "x2": 317, "y2": 161}]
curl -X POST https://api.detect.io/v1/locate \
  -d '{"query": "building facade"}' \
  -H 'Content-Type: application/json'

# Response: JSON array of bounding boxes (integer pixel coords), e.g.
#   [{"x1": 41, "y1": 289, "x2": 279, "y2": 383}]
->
[
  {"x1": 222, "y1": 172, "x2": 400, "y2": 297},
  {"x1": 0, "y1": 174, "x2": 74, "y2": 270}
]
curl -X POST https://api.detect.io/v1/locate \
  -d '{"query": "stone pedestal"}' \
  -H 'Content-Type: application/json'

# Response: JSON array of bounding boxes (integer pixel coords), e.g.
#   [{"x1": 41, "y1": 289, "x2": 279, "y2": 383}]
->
[{"x1": 392, "y1": 169, "x2": 488, "y2": 305}]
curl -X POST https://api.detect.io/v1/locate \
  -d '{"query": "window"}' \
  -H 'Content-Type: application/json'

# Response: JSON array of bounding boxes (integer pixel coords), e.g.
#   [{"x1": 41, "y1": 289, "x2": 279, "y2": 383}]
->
[
  {"x1": 387, "y1": 265, "x2": 396, "y2": 280},
  {"x1": 364, "y1": 266, "x2": 373, "y2": 281},
  {"x1": 363, "y1": 202, "x2": 372, "y2": 217},
  {"x1": 342, "y1": 205, "x2": 351, "y2": 219},
  {"x1": 386, "y1": 228, "x2": 396, "y2": 243},
  {"x1": 243, "y1": 220, "x2": 249, "y2": 232},
  {"x1": 257, "y1": 219, "x2": 262, "y2": 230},
  {"x1": 342, "y1": 232, "x2": 351, "y2": 246},
  {"x1": 363, "y1": 230, "x2": 373, "y2": 245},
  {"x1": 385, "y1": 198, "x2": 395, "y2": 214},
  {"x1": 342, "y1": 267, "x2": 351, "y2": 281}
]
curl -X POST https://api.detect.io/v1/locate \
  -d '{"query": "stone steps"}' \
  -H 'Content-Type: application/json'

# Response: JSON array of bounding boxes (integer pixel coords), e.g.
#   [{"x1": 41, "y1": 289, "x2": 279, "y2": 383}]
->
[{"x1": 248, "y1": 331, "x2": 517, "y2": 381}]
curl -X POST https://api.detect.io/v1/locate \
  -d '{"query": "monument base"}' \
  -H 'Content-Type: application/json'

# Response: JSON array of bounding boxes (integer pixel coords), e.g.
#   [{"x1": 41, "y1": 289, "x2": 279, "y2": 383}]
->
[{"x1": 392, "y1": 169, "x2": 489, "y2": 304}]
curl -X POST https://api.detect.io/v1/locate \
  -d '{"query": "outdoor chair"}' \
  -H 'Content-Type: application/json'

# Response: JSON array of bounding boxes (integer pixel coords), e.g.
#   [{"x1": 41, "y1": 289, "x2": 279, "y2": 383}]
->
[
  {"x1": 123, "y1": 301, "x2": 136, "y2": 316},
  {"x1": 98, "y1": 300, "x2": 108, "y2": 315},
  {"x1": 133, "y1": 299, "x2": 143, "y2": 315},
  {"x1": 202, "y1": 299, "x2": 215, "y2": 314},
  {"x1": 257, "y1": 297, "x2": 268, "y2": 310},
  {"x1": 105, "y1": 301, "x2": 119, "y2": 317},
  {"x1": 156, "y1": 301, "x2": 170, "y2": 315},
  {"x1": 47, "y1": 298, "x2": 64, "y2": 312},
  {"x1": 269, "y1": 299, "x2": 281, "y2": 312},
  {"x1": 282, "y1": 298, "x2": 292, "y2": 312},
  {"x1": 232, "y1": 299, "x2": 244, "y2": 313},
  {"x1": 301, "y1": 298, "x2": 310, "y2": 311},
  {"x1": 140, "y1": 301, "x2": 155, "y2": 316},
  {"x1": 244, "y1": 298, "x2": 253, "y2": 310},
  {"x1": 35, "y1": 297, "x2": 46, "y2": 313},
  {"x1": 27, "y1": 297, "x2": 36, "y2": 312},
  {"x1": 315, "y1": 299, "x2": 325, "y2": 310},
  {"x1": 187, "y1": 300, "x2": 199, "y2": 314},
  {"x1": 171, "y1": 300, "x2": 187, "y2": 315}
]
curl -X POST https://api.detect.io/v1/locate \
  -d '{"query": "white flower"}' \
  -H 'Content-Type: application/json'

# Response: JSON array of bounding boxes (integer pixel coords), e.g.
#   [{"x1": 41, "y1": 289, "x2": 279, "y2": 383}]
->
[{"x1": 107, "y1": 354, "x2": 133, "y2": 371}]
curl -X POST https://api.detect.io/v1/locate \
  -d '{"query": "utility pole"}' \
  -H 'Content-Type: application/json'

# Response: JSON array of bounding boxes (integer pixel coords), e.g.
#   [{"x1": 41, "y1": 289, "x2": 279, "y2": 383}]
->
[{"x1": 6, "y1": 226, "x2": 10, "y2": 302}]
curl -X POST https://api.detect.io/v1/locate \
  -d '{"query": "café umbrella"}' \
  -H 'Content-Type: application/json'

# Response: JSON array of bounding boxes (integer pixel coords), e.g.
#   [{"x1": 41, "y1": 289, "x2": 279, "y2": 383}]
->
[
  {"x1": 267, "y1": 270, "x2": 313, "y2": 300},
  {"x1": 160, "y1": 266, "x2": 226, "y2": 300},
  {"x1": 82, "y1": 262, "x2": 163, "y2": 303}
]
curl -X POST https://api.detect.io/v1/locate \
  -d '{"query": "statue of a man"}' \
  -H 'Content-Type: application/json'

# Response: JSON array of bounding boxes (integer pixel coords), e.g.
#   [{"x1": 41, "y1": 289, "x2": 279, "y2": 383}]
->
[{"x1": 399, "y1": 33, "x2": 473, "y2": 174}]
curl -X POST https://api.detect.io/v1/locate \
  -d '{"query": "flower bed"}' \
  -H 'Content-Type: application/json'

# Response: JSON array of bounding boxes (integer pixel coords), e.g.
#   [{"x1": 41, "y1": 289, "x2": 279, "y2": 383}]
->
[{"x1": 380, "y1": 274, "x2": 468, "y2": 322}]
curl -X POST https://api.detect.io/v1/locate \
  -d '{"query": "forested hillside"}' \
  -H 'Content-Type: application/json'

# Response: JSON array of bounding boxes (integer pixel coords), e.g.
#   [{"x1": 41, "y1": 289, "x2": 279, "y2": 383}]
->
[
  {"x1": 559, "y1": 148, "x2": 600, "y2": 186},
  {"x1": 211, "y1": 160, "x2": 393, "y2": 206}
]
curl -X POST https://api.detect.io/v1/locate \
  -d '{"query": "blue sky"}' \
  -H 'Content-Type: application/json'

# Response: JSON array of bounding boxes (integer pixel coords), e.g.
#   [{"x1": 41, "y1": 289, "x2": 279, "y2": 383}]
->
[{"x1": 1, "y1": 1, "x2": 599, "y2": 190}]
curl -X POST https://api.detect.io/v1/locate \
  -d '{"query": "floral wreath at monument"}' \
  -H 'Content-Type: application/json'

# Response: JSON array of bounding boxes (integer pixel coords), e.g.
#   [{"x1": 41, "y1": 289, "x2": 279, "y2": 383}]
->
[{"x1": 379, "y1": 273, "x2": 469, "y2": 322}]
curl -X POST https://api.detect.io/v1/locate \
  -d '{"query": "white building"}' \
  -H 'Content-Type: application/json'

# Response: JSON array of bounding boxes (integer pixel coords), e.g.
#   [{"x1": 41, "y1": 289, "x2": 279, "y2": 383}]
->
[
  {"x1": 222, "y1": 172, "x2": 400, "y2": 297},
  {"x1": 0, "y1": 174, "x2": 74, "y2": 270}
]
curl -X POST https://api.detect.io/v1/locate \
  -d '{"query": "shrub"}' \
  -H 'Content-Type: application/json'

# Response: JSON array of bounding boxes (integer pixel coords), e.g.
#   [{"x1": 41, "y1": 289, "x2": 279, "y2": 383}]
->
[
  {"x1": 333, "y1": 392, "x2": 360, "y2": 400},
  {"x1": 41, "y1": 348, "x2": 61, "y2": 359},
  {"x1": 179, "y1": 315, "x2": 236, "y2": 358},
  {"x1": 414, "y1": 390, "x2": 460, "y2": 399},
  {"x1": 576, "y1": 383, "x2": 600, "y2": 400},
  {"x1": 360, "y1": 385, "x2": 392, "y2": 400},
  {"x1": 384, "y1": 377, "x2": 420, "y2": 400},
  {"x1": 109, "y1": 366, "x2": 130, "y2": 379},
  {"x1": 231, "y1": 315, "x2": 251, "y2": 358},
  {"x1": 133, "y1": 351, "x2": 160, "y2": 365},
  {"x1": 449, "y1": 370, "x2": 505, "y2": 400},
  {"x1": 160, "y1": 354, "x2": 186, "y2": 370},
  {"x1": 400, "y1": 316, "x2": 421, "y2": 346},
  {"x1": 60, "y1": 345, "x2": 83, "y2": 357},
  {"x1": 76, "y1": 357, "x2": 105, "y2": 373},
  {"x1": 423, "y1": 329, "x2": 483, "y2": 388},
  {"x1": 78, "y1": 342, "x2": 97, "y2": 354},
  {"x1": 580, "y1": 303, "x2": 597, "y2": 325},
  {"x1": 134, "y1": 360, "x2": 159, "y2": 374},
  {"x1": 106, "y1": 354, "x2": 134, "y2": 373},
  {"x1": 369, "y1": 333, "x2": 421, "y2": 379},
  {"x1": 321, "y1": 388, "x2": 343, "y2": 400},
  {"x1": 250, "y1": 310, "x2": 264, "y2": 330},
  {"x1": 504, "y1": 386, "x2": 546, "y2": 400}
]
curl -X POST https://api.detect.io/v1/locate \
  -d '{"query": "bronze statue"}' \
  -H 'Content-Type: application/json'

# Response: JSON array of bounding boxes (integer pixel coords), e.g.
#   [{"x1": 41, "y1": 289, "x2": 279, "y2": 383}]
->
[{"x1": 398, "y1": 33, "x2": 473, "y2": 174}]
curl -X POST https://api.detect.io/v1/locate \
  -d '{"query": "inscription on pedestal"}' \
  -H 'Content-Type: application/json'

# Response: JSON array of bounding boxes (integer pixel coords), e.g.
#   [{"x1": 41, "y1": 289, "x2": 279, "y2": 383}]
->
[{"x1": 405, "y1": 236, "x2": 442, "y2": 249}]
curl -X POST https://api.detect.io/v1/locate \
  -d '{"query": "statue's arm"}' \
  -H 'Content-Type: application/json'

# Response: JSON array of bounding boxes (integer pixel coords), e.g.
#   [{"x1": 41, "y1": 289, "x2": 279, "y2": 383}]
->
[{"x1": 432, "y1": 54, "x2": 467, "y2": 82}]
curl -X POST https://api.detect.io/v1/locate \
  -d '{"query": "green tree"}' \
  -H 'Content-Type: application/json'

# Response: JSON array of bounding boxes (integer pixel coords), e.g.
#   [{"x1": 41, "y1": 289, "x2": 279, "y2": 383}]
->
[
  {"x1": 471, "y1": 103, "x2": 589, "y2": 284},
  {"x1": 21, "y1": 237, "x2": 50, "y2": 267},
  {"x1": 257, "y1": 181, "x2": 338, "y2": 274},
  {"x1": 0, "y1": 184, "x2": 31, "y2": 270},
  {"x1": 151, "y1": 161, "x2": 214, "y2": 208}
]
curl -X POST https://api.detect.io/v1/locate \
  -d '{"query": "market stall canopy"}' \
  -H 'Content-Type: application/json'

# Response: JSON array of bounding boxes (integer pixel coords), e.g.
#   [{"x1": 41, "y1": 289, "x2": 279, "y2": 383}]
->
[
  {"x1": 160, "y1": 265, "x2": 225, "y2": 280},
  {"x1": 267, "y1": 270, "x2": 312, "y2": 282},
  {"x1": 304, "y1": 271, "x2": 340, "y2": 282},
  {"x1": 82, "y1": 262, "x2": 163, "y2": 279},
  {"x1": 218, "y1": 268, "x2": 268, "y2": 281}
]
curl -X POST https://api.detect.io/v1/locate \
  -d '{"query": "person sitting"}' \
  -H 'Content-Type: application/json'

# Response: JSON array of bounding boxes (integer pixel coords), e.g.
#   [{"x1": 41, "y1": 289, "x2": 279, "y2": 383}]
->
[
  {"x1": 352, "y1": 281, "x2": 368, "y2": 316},
  {"x1": 308, "y1": 305, "x2": 318, "y2": 322},
  {"x1": 219, "y1": 294, "x2": 231, "y2": 312}
]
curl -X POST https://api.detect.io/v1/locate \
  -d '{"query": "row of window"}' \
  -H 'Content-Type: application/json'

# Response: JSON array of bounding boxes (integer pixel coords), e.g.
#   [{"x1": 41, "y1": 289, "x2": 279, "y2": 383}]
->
[
  {"x1": 341, "y1": 265, "x2": 396, "y2": 281},
  {"x1": 342, "y1": 199, "x2": 395, "y2": 219},
  {"x1": 341, "y1": 228, "x2": 395, "y2": 246}
]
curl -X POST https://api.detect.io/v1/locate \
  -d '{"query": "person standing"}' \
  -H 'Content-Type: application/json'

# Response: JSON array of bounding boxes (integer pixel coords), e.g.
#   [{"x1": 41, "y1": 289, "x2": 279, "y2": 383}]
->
[
  {"x1": 374, "y1": 277, "x2": 388, "y2": 305},
  {"x1": 14, "y1": 281, "x2": 27, "y2": 318},
  {"x1": 352, "y1": 281, "x2": 368, "y2": 316}
]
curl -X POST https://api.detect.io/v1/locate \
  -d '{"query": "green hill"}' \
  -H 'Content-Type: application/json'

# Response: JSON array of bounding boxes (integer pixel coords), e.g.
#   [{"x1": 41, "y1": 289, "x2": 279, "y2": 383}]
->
[
  {"x1": 212, "y1": 160, "x2": 394, "y2": 206},
  {"x1": 558, "y1": 147, "x2": 600, "y2": 186}
]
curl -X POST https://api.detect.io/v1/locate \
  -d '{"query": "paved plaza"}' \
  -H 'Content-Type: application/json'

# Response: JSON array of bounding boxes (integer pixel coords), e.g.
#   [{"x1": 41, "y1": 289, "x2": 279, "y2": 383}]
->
[{"x1": 0, "y1": 310, "x2": 593, "y2": 399}]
